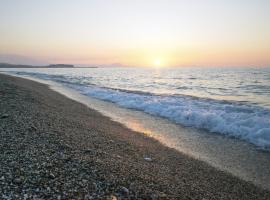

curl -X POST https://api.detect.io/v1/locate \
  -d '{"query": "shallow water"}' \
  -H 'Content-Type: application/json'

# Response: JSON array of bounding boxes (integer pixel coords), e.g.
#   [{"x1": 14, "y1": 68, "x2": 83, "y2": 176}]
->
[{"x1": 1, "y1": 67, "x2": 270, "y2": 149}]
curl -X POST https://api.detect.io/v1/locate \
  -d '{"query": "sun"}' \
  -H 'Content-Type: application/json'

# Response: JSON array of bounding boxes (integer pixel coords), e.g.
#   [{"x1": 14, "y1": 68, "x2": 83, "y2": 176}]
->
[{"x1": 154, "y1": 59, "x2": 161, "y2": 67}]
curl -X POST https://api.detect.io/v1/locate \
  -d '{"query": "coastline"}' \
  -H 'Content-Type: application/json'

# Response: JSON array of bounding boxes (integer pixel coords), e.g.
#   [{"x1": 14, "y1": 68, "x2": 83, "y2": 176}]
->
[{"x1": 0, "y1": 74, "x2": 269, "y2": 199}]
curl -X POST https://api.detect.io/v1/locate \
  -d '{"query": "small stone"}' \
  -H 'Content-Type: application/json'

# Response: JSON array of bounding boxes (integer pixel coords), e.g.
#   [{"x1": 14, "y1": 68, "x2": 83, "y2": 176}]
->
[
  {"x1": 150, "y1": 193, "x2": 158, "y2": 200},
  {"x1": 49, "y1": 173, "x2": 55, "y2": 179},
  {"x1": 144, "y1": 157, "x2": 152, "y2": 162},
  {"x1": 23, "y1": 194, "x2": 28, "y2": 200},
  {"x1": 84, "y1": 149, "x2": 93, "y2": 153},
  {"x1": 1, "y1": 114, "x2": 9, "y2": 119},
  {"x1": 64, "y1": 157, "x2": 72, "y2": 163},
  {"x1": 14, "y1": 178, "x2": 22, "y2": 184},
  {"x1": 30, "y1": 125, "x2": 37, "y2": 131},
  {"x1": 82, "y1": 179, "x2": 88, "y2": 184},
  {"x1": 92, "y1": 182, "x2": 98, "y2": 191},
  {"x1": 159, "y1": 192, "x2": 167, "y2": 198},
  {"x1": 119, "y1": 187, "x2": 129, "y2": 195},
  {"x1": 107, "y1": 195, "x2": 117, "y2": 200}
]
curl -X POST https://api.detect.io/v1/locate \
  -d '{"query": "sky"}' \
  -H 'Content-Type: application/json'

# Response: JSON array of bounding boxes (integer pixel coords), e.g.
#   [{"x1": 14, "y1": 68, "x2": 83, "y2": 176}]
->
[{"x1": 0, "y1": 0, "x2": 270, "y2": 67}]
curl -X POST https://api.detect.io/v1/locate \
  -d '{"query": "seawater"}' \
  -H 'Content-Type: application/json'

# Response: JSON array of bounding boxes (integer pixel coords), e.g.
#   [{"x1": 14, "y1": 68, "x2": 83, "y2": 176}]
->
[{"x1": 2, "y1": 67, "x2": 270, "y2": 149}]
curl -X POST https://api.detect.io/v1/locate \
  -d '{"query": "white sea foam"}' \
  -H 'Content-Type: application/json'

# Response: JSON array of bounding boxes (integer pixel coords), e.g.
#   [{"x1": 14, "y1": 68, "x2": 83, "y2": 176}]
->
[{"x1": 67, "y1": 84, "x2": 270, "y2": 149}]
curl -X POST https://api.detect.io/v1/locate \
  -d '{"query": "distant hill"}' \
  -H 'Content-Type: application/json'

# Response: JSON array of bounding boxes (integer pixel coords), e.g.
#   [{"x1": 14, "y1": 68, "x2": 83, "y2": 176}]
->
[
  {"x1": 0, "y1": 63, "x2": 74, "y2": 68},
  {"x1": 47, "y1": 64, "x2": 74, "y2": 68}
]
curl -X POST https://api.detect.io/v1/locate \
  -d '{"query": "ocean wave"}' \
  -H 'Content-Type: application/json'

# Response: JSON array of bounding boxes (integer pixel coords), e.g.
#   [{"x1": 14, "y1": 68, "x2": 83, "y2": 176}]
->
[
  {"x1": 67, "y1": 83, "x2": 270, "y2": 149},
  {"x1": 11, "y1": 71, "x2": 270, "y2": 149}
]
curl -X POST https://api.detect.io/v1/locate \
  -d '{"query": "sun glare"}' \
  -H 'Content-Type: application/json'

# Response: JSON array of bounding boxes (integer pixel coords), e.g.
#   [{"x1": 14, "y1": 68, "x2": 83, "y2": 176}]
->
[{"x1": 154, "y1": 59, "x2": 161, "y2": 67}]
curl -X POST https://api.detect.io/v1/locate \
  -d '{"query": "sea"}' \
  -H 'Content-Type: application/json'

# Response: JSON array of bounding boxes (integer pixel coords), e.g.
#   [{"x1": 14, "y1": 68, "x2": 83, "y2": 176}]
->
[
  {"x1": 2, "y1": 67, "x2": 270, "y2": 148},
  {"x1": 1, "y1": 67, "x2": 270, "y2": 189}
]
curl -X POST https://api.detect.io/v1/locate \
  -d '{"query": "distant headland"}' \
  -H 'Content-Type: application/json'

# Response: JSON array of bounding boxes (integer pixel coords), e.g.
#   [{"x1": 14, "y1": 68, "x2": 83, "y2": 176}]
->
[
  {"x1": 0, "y1": 63, "x2": 99, "y2": 68},
  {"x1": 0, "y1": 63, "x2": 75, "y2": 68}
]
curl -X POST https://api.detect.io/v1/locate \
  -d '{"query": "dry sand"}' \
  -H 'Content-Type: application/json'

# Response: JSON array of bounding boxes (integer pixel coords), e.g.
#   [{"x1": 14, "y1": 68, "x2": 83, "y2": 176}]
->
[{"x1": 0, "y1": 74, "x2": 269, "y2": 199}]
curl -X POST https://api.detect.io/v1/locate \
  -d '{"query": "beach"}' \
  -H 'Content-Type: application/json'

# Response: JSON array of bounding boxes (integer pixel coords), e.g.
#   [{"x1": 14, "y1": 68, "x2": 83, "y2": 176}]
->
[{"x1": 0, "y1": 73, "x2": 269, "y2": 199}]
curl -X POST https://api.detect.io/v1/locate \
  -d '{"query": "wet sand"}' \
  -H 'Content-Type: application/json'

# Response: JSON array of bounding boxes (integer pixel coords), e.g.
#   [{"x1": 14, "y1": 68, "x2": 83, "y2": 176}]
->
[{"x1": 0, "y1": 73, "x2": 269, "y2": 199}]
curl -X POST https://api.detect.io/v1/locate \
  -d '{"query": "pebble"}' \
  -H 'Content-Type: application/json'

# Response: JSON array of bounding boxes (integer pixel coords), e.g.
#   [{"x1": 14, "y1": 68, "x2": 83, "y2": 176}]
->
[
  {"x1": 106, "y1": 195, "x2": 117, "y2": 200},
  {"x1": 1, "y1": 114, "x2": 9, "y2": 119},
  {"x1": 49, "y1": 173, "x2": 55, "y2": 179},
  {"x1": 30, "y1": 125, "x2": 37, "y2": 131},
  {"x1": 23, "y1": 194, "x2": 28, "y2": 200},
  {"x1": 83, "y1": 149, "x2": 93, "y2": 153},
  {"x1": 144, "y1": 157, "x2": 152, "y2": 162},
  {"x1": 82, "y1": 179, "x2": 88, "y2": 184},
  {"x1": 14, "y1": 178, "x2": 22, "y2": 184},
  {"x1": 119, "y1": 187, "x2": 129, "y2": 195}
]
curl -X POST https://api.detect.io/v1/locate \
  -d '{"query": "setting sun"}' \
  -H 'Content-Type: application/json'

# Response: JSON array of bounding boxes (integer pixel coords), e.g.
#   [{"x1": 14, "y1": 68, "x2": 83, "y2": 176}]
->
[{"x1": 154, "y1": 59, "x2": 161, "y2": 67}]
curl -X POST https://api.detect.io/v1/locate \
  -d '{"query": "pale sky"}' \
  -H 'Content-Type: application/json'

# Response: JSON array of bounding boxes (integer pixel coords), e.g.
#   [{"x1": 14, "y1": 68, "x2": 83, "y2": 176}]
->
[{"x1": 0, "y1": 0, "x2": 270, "y2": 67}]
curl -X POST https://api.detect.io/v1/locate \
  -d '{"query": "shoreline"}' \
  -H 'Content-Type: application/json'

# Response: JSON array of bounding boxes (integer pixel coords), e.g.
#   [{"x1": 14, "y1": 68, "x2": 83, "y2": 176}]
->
[{"x1": 1, "y1": 73, "x2": 270, "y2": 199}]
